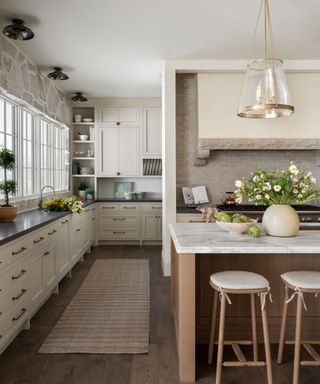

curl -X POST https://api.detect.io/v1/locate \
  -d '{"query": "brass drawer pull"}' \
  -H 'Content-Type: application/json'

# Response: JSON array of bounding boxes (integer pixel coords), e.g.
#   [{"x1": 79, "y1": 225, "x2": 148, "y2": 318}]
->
[
  {"x1": 113, "y1": 218, "x2": 125, "y2": 221},
  {"x1": 152, "y1": 206, "x2": 161, "y2": 209},
  {"x1": 76, "y1": 228, "x2": 81, "y2": 232},
  {"x1": 12, "y1": 247, "x2": 26, "y2": 255},
  {"x1": 12, "y1": 269, "x2": 26, "y2": 280},
  {"x1": 61, "y1": 219, "x2": 69, "y2": 224},
  {"x1": 48, "y1": 230, "x2": 57, "y2": 235},
  {"x1": 33, "y1": 236, "x2": 45, "y2": 244},
  {"x1": 85, "y1": 209, "x2": 90, "y2": 212},
  {"x1": 102, "y1": 206, "x2": 115, "y2": 209},
  {"x1": 92, "y1": 218, "x2": 95, "y2": 221},
  {"x1": 123, "y1": 207, "x2": 136, "y2": 209},
  {"x1": 44, "y1": 251, "x2": 50, "y2": 256},
  {"x1": 12, "y1": 289, "x2": 27, "y2": 301},
  {"x1": 113, "y1": 231, "x2": 125, "y2": 234},
  {"x1": 12, "y1": 308, "x2": 27, "y2": 322}
]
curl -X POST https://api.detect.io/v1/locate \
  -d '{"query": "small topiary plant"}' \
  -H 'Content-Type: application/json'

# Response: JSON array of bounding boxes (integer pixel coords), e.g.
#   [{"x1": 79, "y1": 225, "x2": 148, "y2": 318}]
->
[{"x1": 0, "y1": 147, "x2": 17, "y2": 207}]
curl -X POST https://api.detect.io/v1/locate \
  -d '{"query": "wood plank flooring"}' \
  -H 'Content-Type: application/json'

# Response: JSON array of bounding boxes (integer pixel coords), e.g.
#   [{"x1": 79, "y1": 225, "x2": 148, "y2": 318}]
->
[{"x1": 0, "y1": 245, "x2": 318, "y2": 383}]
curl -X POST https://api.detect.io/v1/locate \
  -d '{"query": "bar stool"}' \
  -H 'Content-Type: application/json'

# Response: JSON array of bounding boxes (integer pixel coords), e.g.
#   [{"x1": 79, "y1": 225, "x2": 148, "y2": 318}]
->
[
  {"x1": 208, "y1": 271, "x2": 273, "y2": 384},
  {"x1": 277, "y1": 271, "x2": 320, "y2": 384}
]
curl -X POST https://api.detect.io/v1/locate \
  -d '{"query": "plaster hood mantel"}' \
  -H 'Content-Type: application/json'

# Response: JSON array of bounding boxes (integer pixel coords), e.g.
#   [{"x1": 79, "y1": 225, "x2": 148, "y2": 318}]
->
[{"x1": 196, "y1": 73, "x2": 320, "y2": 163}]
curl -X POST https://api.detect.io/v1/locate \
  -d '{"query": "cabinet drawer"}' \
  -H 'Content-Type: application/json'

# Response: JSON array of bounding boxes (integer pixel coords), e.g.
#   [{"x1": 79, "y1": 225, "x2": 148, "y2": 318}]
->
[
  {"x1": 0, "y1": 248, "x2": 8, "y2": 271},
  {"x1": 0, "y1": 298, "x2": 28, "y2": 341},
  {"x1": 45, "y1": 223, "x2": 59, "y2": 241},
  {"x1": 99, "y1": 203, "x2": 120, "y2": 213},
  {"x1": 30, "y1": 228, "x2": 48, "y2": 251},
  {"x1": 141, "y1": 202, "x2": 162, "y2": 213},
  {"x1": 6, "y1": 237, "x2": 30, "y2": 266},
  {"x1": 98, "y1": 229, "x2": 140, "y2": 240},
  {"x1": 176, "y1": 214, "x2": 206, "y2": 223},
  {"x1": 0, "y1": 259, "x2": 28, "y2": 294},
  {"x1": 0, "y1": 278, "x2": 28, "y2": 320},
  {"x1": 119, "y1": 203, "x2": 140, "y2": 212},
  {"x1": 99, "y1": 214, "x2": 140, "y2": 229}
]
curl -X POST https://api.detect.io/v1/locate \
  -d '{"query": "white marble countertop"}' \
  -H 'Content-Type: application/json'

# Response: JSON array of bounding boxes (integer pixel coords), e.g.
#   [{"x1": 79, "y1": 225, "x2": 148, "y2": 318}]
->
[{"x1": 169, "y1": 223, "x2": 320, "y2": 254}]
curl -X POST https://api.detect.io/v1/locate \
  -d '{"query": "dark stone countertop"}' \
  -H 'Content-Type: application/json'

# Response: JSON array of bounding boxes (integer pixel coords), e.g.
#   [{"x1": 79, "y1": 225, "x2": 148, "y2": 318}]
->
[
  {"x1": 96, "y1": 198, "x2": 162, "y2": 203},
  {"x1": 0, "y1": 209, "x2": 70, "y2": 246}
]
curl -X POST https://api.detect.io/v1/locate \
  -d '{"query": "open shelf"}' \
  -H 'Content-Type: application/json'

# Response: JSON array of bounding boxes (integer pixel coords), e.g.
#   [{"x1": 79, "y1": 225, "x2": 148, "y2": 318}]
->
[
  {"x1": 72, "y1": 157, "x2": 95, "y2": 160},
  {"x1": 72, "y1": 140, "x2": 95, "y2": 144},
  {"x1": 72, "y1": 174, "x2": 95, "y2": 177},
  {"x1": 72, "y1": 122, "x2": 95, "y2": 125}
]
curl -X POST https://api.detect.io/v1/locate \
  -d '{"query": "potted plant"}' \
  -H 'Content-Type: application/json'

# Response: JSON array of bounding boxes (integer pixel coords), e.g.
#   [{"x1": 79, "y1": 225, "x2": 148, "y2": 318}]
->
[
  {"x1": 234, "y1": 162, "x2": 320, "y2": 237},
  {"x1": 0, "y1": 147, "x2": 17, "y2": 222},
  {"x1": 78, "y1": 180, "x2": 89, "y2": 199}
]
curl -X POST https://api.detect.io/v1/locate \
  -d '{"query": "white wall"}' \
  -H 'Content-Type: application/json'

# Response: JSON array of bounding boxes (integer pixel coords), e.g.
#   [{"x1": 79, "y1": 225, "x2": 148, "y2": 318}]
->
[{"x1": 198, "y1": 73, "x2": 320, "y2": 139}]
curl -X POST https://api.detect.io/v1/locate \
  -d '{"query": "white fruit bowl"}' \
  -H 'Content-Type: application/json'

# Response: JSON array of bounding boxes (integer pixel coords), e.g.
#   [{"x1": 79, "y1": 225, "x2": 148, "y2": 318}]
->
[
  {"x1": 79, "y1": 134, "x2": 89, "y2": 141},
  {"x1": 216, "y1": 219, "x2": 256, "y2": 234}
]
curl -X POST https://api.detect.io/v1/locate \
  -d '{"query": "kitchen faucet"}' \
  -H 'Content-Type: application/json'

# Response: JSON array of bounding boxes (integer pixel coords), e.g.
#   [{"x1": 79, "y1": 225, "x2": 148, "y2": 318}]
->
[{"x1": 39, "y1": 185, "x2": 56, "y2": 208}]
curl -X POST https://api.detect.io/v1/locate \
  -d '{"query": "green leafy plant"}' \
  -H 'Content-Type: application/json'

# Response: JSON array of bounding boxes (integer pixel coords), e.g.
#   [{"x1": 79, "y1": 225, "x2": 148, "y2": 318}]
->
[
  {"x1": 78, "y1": 180, "x2": 89, "y2": 191},
  {"x1": 0, "y1": 147, "x2": 17, "y2": 206},
  {"x1": 235, "y1": 162, "x2": 320, "y2": 205}
]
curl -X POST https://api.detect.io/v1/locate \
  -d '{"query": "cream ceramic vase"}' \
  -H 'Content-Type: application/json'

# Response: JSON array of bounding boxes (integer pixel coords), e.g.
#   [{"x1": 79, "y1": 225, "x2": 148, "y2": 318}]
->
[{"x1": 262, "y1": 204, "x2": 300, "y2": 237}]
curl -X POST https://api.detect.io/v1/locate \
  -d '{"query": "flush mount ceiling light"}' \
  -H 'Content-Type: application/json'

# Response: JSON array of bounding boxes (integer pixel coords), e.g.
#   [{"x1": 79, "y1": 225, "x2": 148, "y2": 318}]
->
[
  {"x1": 47, "y1": 67, "x2": 69, "y2": 81},
  {"x1": 2, "y1": 18, "x2": 34, "y2": 41},
  {"x1": 238, "y1": 0, "x2": 294, "y2": 119},
  {"x1": 71, "y1": 92, "x2": 88, "y2": 102}
]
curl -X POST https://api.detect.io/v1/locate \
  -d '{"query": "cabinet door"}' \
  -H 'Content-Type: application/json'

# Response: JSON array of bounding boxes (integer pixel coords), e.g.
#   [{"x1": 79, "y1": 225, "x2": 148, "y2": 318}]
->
[
  {"x1": 29, "y1": 253, "x2": 43, "y2": 308},
  {"x1": 99, "y1": 107, "x2": 118, "y2": 125},
  {"x1": 157, "y1": 216, "x2": 162, "y2": 240},
  {"x1": 90, "y1": 206, "x2": 96, "y2": 244},
  {"x1": 118, "y1": 107, "x2": 139, "y2": 127},
  {"x1": 98, "y1": 127, "x2": 118, "y2": 176},
  {"x1": 141, "y1": 214, "x2": 158, "y2": 240},
  {"x1": 118, "y1": 128, "x2": 139, "y2": 176},
  {"x1": 142, "y1": 108, "x2": 161, "y2": 156},
  {"x1": 42, "y1": 247, "x2": 56, "y2": 289},
  {"x1": 69, "y1": 225, "x2": 78, "y2": 263},
  {"x1": 55, "y1": 219, "x2": 69, "y2": 276},
  {"x1": 82, "y1": 209, "x2": 91, "y2": 249}
]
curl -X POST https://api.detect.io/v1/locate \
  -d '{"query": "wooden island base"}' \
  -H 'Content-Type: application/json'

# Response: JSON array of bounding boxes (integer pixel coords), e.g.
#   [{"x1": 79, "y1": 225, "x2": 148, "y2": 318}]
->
[{"x1": 171, "y1": 241, "x2": 320, "y2": 382}]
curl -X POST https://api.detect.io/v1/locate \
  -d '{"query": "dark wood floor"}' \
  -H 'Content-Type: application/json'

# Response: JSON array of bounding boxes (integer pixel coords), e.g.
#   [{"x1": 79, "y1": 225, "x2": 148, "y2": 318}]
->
[{"x1": 0, "y1": 245, "x2": 318, "y2": 383}]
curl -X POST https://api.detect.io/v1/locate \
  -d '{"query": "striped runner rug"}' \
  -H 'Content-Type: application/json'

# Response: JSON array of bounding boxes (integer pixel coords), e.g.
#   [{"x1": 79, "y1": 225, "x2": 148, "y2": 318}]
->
[{"x1": 39, "y1": 259, "x2": 150, "y2": 354}]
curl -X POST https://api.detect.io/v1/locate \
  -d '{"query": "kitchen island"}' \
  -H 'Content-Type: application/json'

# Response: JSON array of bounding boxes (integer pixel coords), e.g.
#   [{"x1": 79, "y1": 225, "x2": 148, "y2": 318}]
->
[{"x1": 169, "y1": 223, "x2": 320, "y2": 382}]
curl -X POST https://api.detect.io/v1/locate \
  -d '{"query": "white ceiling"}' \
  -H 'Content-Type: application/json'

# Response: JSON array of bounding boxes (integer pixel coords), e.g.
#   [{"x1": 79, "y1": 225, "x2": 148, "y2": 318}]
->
[{"x1": 0, "y1": 0, "x2": 319, "y2": 98}]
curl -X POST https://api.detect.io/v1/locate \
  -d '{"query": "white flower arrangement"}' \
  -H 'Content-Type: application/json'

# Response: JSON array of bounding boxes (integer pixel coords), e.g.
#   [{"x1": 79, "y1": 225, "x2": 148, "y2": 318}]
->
[{"x1": 235, "y1": 162, "x2": 320, "y2": 205}]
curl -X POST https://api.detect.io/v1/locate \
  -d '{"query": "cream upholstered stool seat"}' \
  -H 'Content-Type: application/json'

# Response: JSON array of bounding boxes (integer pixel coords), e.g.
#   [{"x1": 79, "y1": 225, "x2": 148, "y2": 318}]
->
[
  {"x1": 277, "y1": 271, "x2": 320, "y2": 384},
  {"x1": 208, "y1": 271, "x2": 273, "y2": 384}
]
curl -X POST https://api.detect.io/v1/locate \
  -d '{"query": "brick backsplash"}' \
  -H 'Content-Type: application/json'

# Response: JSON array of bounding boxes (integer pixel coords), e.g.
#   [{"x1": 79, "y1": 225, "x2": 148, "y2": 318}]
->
[{"x1": 176, "y1": 74, "x2": 320, "y2": 206}]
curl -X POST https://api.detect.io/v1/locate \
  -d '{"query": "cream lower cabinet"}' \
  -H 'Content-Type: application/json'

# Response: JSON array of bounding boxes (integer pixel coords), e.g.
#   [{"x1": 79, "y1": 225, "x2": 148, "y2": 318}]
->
[
  {"x1": 98, "y1": 202, "x2": 162, "y2": 243},
  {"x1": 176, "y1": 214, "x2": 206, "y2": 223},
  {"x1": 0, "y1": 204, "x2": 97, "y2": 355}
]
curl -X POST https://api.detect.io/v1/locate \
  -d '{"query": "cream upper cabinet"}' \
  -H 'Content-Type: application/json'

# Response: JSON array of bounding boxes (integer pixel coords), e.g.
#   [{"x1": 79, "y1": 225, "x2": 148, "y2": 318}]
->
[
  {"x1": 98, "y1": 107, "x2": 139, "y2": 127},
  {"x1": 97, "y1": 126, "x2": 139, "y2": 177},
  {"x1": 142, "y1": 107, "x2": 161, "y2": 157},
  {"x1": 118, "y1": 128, "x2": 139, "y2": 176}
]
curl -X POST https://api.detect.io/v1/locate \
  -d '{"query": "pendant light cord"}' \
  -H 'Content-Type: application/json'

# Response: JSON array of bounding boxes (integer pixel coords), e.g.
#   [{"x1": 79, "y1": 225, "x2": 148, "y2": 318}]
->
[{"x1": 249, "y1": 0, "x2": 276, "y2": 61}]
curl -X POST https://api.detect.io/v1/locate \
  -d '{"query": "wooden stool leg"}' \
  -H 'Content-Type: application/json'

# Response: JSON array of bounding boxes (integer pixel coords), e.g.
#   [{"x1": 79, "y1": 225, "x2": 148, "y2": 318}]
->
[
  {"x1": 215, "y1": 293, "x2": 227, "y2": 384},
  {"x1": 277, "y1": 285, "x2": 289, "y2": 364},
  {"x1": 293, "y1": 295, "x2": 303, "y2": 384},
  {"x1": 208, "y1": 290, "x2": 218, "y2": 364},
  {"x1": 260, "y1": 295, "x2": 273, "y2": 384},
  {"x1": 251, "y1": 293, "x2": 258, "y2": 361}
]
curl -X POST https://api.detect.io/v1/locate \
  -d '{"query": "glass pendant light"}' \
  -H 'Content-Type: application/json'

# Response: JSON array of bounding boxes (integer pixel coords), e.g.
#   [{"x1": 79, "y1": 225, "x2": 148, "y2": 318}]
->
[
  {"x1": 2, "y1": 19, "x2": 34, "y2": 41},
  {"x1": 47, "y1": 67, "x2": 69, "y2": 81},
  {"x1": 71, "y1": 92, "x2": 88, "y2": 102},
  {"x1": 238, "y1": 0, "x2": 294, "y2": 118}
]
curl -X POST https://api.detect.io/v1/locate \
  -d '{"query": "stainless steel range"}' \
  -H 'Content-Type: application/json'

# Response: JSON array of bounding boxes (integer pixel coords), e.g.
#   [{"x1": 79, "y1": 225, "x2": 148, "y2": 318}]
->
[{"x1": 217, "y1": 204, "x2": 320, "y2": 228}]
